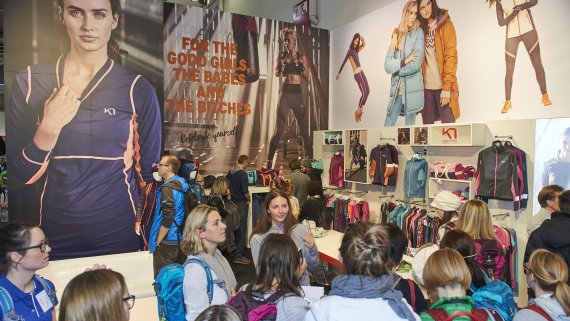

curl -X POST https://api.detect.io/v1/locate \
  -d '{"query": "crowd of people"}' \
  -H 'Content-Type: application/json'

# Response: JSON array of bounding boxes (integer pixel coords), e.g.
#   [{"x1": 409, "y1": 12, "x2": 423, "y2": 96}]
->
[{"x1": 2, "y1": 152, "x2": 570, "y2": 321}]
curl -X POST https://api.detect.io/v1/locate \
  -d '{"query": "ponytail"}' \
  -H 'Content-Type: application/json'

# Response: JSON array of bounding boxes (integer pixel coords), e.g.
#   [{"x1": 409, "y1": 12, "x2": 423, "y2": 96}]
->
[
  {"x1": 528, "y1": 249, "x2": 570, "y2": 316},
  {"x1": 555, "y1": 281, "x2": 570, "y2": 315},
  {"x1": 107, "y1": 37, "x2": 128, "y2": 63}
]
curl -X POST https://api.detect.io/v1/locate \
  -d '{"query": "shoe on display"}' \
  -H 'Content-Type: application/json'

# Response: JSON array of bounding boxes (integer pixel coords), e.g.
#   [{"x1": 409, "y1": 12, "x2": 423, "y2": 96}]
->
[
  {"x1": 501, "y1": 100, "x2": 512, "y2": 114},
  {"x1": 542, "y1": 93, "x2": 552, "y2": 106}
]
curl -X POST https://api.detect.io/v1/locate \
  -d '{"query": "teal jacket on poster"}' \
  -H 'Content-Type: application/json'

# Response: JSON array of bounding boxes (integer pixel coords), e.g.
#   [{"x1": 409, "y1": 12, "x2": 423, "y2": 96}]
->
[
  {"x1": 385, "y1": 28, "x2": 425, "y2": 115},
  {"x1": 149, "y1": 175, "x2": 188, "y2": 253}
]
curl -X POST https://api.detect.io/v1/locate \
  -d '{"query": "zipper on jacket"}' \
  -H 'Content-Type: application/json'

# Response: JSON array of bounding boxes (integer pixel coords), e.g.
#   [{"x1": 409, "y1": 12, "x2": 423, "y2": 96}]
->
[{"x1": 494, "y1": 151, "x2": 498, "y2": 197}]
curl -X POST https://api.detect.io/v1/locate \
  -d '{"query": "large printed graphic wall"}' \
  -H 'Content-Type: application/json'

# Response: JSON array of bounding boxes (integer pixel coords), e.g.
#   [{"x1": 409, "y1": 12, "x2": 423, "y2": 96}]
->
[
  {"x1": 331, "y1": 0, "x2": 570, "y2": 129},
  {"x1": 3, "y1": 1, "x2": 329, "y2": 260},
  {"x1": 162, "y1": 4, "x2": 329, "y2": 173}
]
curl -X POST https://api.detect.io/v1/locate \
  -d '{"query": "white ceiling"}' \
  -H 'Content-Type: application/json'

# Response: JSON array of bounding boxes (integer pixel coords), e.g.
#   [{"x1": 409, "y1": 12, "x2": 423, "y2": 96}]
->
[{"x1": 221, "y1": 0, "x2": 396, "y2": 30}]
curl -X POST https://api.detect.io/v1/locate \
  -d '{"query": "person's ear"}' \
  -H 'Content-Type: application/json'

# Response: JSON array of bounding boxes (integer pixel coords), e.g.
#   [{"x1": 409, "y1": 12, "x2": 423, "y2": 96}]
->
[
  {"x1": 112, "y1": 14, "x2": 119, "y2": 30},
  {"x1": 10, "y1": 251, "x2": 23, "y2": 264},
  {"x1": 58, "y1": 6, "x2": 65, "y2": 25}
]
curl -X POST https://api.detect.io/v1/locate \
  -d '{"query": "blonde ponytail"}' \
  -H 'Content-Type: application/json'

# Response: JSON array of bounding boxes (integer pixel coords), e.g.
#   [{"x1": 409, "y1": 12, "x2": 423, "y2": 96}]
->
[{"x1": 528, "y1": 249, "x2": 570, "y2": 315}]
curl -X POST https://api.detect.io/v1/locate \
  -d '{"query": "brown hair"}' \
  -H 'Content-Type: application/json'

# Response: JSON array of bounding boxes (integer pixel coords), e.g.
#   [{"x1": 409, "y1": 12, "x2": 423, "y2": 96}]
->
[
  {"x1": 162, "y1": 155, "x2": 181, "y2": 175},
  {"x1": 528, "y1": 249, "x2": 570, "y2": 315},
  {"x1": 58, "y1": 269, "x2": 129, "y2": 321},
  {"x1": 455, "y1": 200, "x2": 497, "y2": 241},
  {"x1": 272, "y1": 178, "x2": 293, "y2": 197},
  {"x1": 538, "y1": 185, "x2": 564, "y2": 208},
  {"x1": 211, "y1": 176, "x2": 230, "y2": 197},
  {"x1": 254, "y1": 234, "x2": 302, "y2": 296},
  {"x1": 251, "y1": 189, "x2": 296, "y2": 241},
  {"x1": 340, "y1": 222, "x2": 391, "y2": 276},
  {"x1": 181, "y1": 205, "x2": 218, "y2": 255},
  {"x1": 237, "y1": 155, "x2": 249, "y2": 164},
  {"x1": 423, "y1": 248, "x2": 471, "y2": 300},
  {"x1": 440, "y1": 230, "x2": 486, "y2": 288}
]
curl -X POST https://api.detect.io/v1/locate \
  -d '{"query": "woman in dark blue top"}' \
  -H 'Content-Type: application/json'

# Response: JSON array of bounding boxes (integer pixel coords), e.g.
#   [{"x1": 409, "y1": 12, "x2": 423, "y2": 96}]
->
[{"x1": 6, "y1": 0, "x2": 161, "y2": 259}]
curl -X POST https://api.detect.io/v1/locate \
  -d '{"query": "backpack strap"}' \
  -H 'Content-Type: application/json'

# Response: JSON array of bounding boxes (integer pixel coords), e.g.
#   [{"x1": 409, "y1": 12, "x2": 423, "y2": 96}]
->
[
  {"x1": 407, "y1": 279, "x2": 416, "y2": 311},
  {"x1": 425, "y1": 308, "x2": 449, "y2": 321},
  {"x1": 184, "y1": 257, "x2": 214, "y2": 304},
  {"x1": 0, "y1": 286, "x2": 14, "y2": 316},
  {"x1": 523, "y1": 305, "x2": 553, "y2": 321},
  {"x1": 34, "y1": 275, "x2": 57, "y2": 305}
]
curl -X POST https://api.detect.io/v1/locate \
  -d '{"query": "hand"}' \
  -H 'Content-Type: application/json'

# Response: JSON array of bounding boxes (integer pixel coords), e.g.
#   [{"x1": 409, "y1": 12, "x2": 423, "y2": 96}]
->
[
  {"x1": 336, "y1": 74, "x2": 340, "y2": 80},
  {"x1": 230, "y1": 287, "x2": 236, "y2": 297},
  {"x1": 42, "y1": 85, "x2": 81, "y2": 132},
  {"x1": 405, "y1": 51, "x2": 418, "y2": 65},
  {"x1": 302, "y1": 232, "x2": 316, "y2": 249},
  {"x1": 440, "y1": 96, "x2": 451, "y2": 106},
  {"x1": 135, "y1": 222, "x2": 141, "y2": 235}
]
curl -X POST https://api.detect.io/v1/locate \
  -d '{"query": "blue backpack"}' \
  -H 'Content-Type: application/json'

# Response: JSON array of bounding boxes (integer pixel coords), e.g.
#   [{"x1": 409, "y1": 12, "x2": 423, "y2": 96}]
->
[
  {"x1": 470, "y1": 277, "x2": 517, "y2": 321},
  {"x1": 0, "y1": 275, "x2": 57, "y2": 320},
  {"x1": 154, "y1": 257, "x2": 213, "y2": 321}
]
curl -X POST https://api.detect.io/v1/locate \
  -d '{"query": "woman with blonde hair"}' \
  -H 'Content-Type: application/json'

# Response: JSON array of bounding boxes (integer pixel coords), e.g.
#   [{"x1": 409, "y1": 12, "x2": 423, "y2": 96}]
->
[
  {"x1": 515, "y1": 249, "x2": 570, "y2": 321},
  {"x1": 455, "y1": 199, "x2": 506, "y2": 281},
  {"x1": 420, "y1": 248, "x2": 491, "y2": 321},
  {"x1": 268, "y1": 27, "x2": 312, "y2": 167},
  {"x1": 305, "y1": 222, "x2": 419, "y2": 321},
  {"x1": 181, "y1": 205, "x2": 237, "y2": 321},
  {"x1": 59, "y1": 269, "x2": 133, "y2": 321},
  {"x1": 384, "y1": 0, "x2": 424, "y2": 127}
]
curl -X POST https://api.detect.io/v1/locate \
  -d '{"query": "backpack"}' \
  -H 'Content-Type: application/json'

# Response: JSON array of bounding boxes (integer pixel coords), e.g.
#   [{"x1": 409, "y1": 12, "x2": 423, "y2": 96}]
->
[
  {"x1": 425, "y1": 309, "x2": 488, "y2": 321},
  {"x1": 470, "y1": 277, "x2": 517, "y2": 321},
  {"x1": 245, "y1": 169, "x2": 258, "y2": 186},
  {"x1": 229, "y1": 284, "x2": 286, "y2": 321},
  {"x1": 0, "y1": 275, "x2": 57, "y2": 320},
  {"x1": 154, "y1": 257, "x2": 213, "y2": 321},
  {"x1": 522, "y1": 305, "x2": 553, "y2": 321},
  {"x1": 475, "y1": 239, "x2": 503, "y2": 280}
]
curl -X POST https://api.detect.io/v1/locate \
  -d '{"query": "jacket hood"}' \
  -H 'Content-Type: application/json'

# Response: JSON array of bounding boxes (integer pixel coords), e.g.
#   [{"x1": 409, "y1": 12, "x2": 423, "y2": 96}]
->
[
  {"x1": 230, "y1": 166, "x2": 243, "y2": 174},
  {"x1": 540, "y1": 212, "x2": 570, "y2": 248},
  {"x1": 436, "y1": 9, "x2": 450, "y2": 29},
  {"x1": 164, "y1": 175, "x2": 188, "y2": 193},
  {"x1": 534, "y1": 296, "x2": 570, "y2": 321}
]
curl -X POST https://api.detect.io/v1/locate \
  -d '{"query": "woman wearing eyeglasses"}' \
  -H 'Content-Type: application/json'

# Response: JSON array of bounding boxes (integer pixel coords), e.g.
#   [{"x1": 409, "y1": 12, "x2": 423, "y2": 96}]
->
[
  {"x1": 0, "y1": 222, "x2": 57, "y2": 321},
  {"x1": 58, "y1": 269, "x2": 134, "y2": 321}
]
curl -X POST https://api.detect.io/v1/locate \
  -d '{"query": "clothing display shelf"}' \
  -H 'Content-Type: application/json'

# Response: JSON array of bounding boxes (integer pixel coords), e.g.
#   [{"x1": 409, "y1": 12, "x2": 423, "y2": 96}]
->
[
  {"x1": 428, "y1": 123, "x2": 487, "y2": 146},
  {"x1": 428, "y1": 177, "x2": 474, "y2": 200}
]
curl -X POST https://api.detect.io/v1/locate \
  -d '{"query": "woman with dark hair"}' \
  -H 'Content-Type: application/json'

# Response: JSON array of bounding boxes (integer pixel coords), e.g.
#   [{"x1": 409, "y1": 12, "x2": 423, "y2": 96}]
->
[
  {"x1": 250, "y1": 188, "x2": 320, "y2": 286},
  {"x1": 0, "y1": 222, "x2": 57, "y2": 321},
  {"x1": 336, "y1": 33, "x2": 369, "y2": 123},
  {"x1": 58, "y1": 269, "x2": 133, "y2": 321},
  {"x1": 385, "y1": 223, "x2": 428, "y2": 314},
  {"x1": 233, "y1": 234, "x2": 309, "y2": 321},
  {"x1": 384, "y1": 0, "x2": 425, "y2": 127},
  {"x1": 416, "y1": 0, "x2": 459, "y2": 124},
  {"x1": 6, "y1": 0, "x2": 162, "y2": 259},
  {"x1": 195, "y1": 305, "x2": 243, "y2": 321},
  {"x1": 268, "y1": 27, "x2": 312, "y2": 166},
  {"x1": 485, "y1": 0, "x2": 551, "y2": 113},
  {"x1": 305, "y1": 222, "x2": 419, "y2": 321},
  {"x1": 439, "y1": 230, "x2": 488, "y2": 291}
]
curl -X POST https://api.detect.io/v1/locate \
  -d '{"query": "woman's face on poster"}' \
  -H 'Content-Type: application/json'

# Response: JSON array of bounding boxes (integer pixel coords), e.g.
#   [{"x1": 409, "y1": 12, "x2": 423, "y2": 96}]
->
[
  {"x1": 283, "y1": 33, "x2": 296, "y2": 53},
  {"x1": 419, "y1": 0, "x2": 432, "y2": 20},
  {"x1": 407, "y1": 4, "x2": 418, "y2": 28},
  {"x1": 61, "y1": 0, "x2": 118, "y2": 55}
]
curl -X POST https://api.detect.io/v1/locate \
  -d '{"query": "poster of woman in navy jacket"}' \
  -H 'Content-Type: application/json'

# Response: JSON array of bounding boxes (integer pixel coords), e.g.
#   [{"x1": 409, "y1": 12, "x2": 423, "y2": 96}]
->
[{"x1": 5, "y1": 0, "x2": 162, "y2": 259}]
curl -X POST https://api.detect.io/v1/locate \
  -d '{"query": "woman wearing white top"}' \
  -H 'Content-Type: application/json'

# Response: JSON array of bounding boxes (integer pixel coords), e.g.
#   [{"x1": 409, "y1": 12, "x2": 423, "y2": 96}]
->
[
  {"x1": 180, "y1": 205, "x2": 237, "y2": 321},
  {"x1": 430, "y1": 190, "x2": 462, "y2": 244}
]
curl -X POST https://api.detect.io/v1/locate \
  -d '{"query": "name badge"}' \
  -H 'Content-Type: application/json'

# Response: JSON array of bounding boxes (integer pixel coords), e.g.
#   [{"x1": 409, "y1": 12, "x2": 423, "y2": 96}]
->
[{"x1": 35, "y1": 290, "x2": 53, "y2": 313}]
